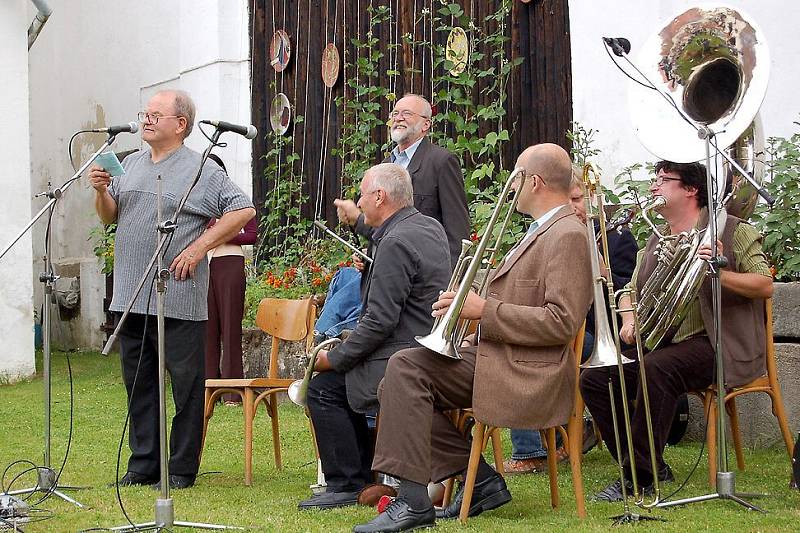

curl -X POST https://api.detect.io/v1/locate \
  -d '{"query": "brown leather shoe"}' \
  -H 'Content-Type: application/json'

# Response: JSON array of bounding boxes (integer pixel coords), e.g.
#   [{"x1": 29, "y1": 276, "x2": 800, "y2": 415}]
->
[
  {"x1": 503, "y1": 457, "x2": 547, "y2": 474},
  {"x1": 357, "y1": 483, "x2": 398, "y2": 507}
]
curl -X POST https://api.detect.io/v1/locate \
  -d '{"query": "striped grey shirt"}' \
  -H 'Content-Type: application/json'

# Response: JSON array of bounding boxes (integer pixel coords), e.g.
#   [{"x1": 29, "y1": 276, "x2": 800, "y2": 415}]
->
[{"x1": 108, "y1": 145, "x2": 254, "y2": 321}]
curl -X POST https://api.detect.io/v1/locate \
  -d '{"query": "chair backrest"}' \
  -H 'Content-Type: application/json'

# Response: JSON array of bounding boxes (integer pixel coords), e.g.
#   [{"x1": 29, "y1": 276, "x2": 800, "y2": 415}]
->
[{"x1": 255, "y1": 298, "x2": 317, "y2": 378}]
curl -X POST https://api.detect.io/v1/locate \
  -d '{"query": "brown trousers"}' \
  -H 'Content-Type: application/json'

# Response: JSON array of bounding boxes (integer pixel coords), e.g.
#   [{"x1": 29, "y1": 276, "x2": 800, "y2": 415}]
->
[
  {"x1": 205, "y1": 255, "x2": 246, "y2": 385},
  {"x1": 372, "y1": 345, "x2": 477, "y2": 485}
]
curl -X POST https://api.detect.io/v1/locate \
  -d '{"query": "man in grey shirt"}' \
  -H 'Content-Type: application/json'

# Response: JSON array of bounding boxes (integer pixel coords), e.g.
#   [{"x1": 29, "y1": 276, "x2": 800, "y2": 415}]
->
[{"x1": 88, "y1": 89, "x2": 255, "y2": 489}]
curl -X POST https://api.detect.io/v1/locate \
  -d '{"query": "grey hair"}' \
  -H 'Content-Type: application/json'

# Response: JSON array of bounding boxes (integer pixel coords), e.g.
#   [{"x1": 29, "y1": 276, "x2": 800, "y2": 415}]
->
[
  {"x1": 158, "y1": 89, "x2": 196, "y2": 138},
  {"x1": 401, "y1": 93, "x2": 432, "y2": 118},
  {"x1": 367, "y1": 163, "x2": 413, "y2": 208}
]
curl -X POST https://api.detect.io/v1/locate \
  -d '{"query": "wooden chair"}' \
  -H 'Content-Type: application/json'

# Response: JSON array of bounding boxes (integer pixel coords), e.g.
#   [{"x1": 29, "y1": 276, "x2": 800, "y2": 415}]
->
[
  {"x1": 200, "y1": 297, "x2": 316, "y2": 485},
  {"x1": 696, "y1": 298, "x2": 795, "y2": 485},
  {"x1": 455, "y1": 323, "x2": 587, "y2": 524}
]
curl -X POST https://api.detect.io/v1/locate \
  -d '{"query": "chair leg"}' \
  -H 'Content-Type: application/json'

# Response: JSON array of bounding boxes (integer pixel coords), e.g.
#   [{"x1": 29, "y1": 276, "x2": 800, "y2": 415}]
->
[
  {"x1": 546, "y1": 427, "x2": 559, "y2": 509},
  {"x1": 459, "y1": 422, "x2": 485, "y2": 525},
  {"x1": 706, "y1": 395, "x2": 717, "y2": 487},
  {"x1": 268, "y1": 393, "x2": 283, "y2": 470},
  {"x1": 768, "y1": 390, "x2": 797, "y2": 463},
  {"x1": 244, "y1": 387, "x2": 255, "y2": 486},
  {"x1": 726, "y1": 397, "x2": 745, "y2": 471},
  {"x1": 567, "y1": 411, "x2": 586, "y2": 519},
  {"x1": 199, "y1": 387, "x2": 214, "y2": 464},
  {"x1": 490, "y1": 428, "x2": 505, "y2": 475},
  {"x1": 442, "y1": 477, "x2": 455, "y2": 507}
]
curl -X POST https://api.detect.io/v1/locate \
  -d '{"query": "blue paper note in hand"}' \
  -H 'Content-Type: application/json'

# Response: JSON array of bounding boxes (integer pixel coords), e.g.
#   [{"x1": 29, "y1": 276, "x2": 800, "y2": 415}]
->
[{"x1": 94, "y1": 152, "x2": 125, "y2": 177}]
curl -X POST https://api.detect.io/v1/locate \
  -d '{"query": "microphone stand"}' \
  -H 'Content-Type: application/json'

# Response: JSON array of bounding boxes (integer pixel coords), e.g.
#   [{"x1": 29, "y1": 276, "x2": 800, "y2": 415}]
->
[
  {"x1": 0, "y1": 136, "x2": 119, "y2": 507},
  {"x1": 102, "y1": 128, "x2": 238, "y2": 531},
  {"x1": 606, "y1": 40, "x2": 769, "y2": 513}
]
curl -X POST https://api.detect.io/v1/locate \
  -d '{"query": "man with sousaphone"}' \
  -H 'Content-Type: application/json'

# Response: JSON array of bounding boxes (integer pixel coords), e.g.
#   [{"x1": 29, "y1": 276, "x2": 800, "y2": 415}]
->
[
  {"x1": 580, "y1": 161, "x2": 774, "y2": 502},
  {"x1": 352, "y1": 144, "x2": 593, "y2": 532}
]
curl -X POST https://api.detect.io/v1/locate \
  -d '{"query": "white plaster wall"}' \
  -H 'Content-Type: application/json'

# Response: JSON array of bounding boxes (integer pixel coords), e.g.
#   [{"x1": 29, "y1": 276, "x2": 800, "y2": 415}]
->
[
  {"x1": 0, "y1": 1, "x2": 36, "y2": 381},
  {"x1": 570, "y1": 0, "x2": 800, "y2": 183},
  {"x1": 27, "y1": 0, "x2": 252, "y2": 350}
]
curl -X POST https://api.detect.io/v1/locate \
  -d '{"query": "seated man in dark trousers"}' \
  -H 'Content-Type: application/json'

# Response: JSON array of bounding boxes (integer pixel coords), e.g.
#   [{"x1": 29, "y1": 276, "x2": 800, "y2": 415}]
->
[
  {"x1": 298, "y1": 163, "x2": 451, "y2": 510},
  {"x1": 353, "y1": 143, "x2": 593, "y2": 532},
  {"x1": 580, "y1": 161, "x2": 773, "y2": 501}
]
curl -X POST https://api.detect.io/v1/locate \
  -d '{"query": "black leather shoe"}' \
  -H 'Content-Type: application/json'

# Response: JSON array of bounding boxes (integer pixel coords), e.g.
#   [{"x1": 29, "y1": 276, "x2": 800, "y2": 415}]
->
[
  {"x1": 152, "y1": 474, "x2": 196, "y2": 490},
  {"x1": 298, "y1": 490, "x2": 359, "y2": 510},
  {"x1": 353, "y1": 498, "x2": 435, "y2": 532},
  {"x1": 436, "y1": 473, "x2": 512, "y2": 519},
  {"x1": 116, "y1": 471, "x2": 158, "y2": 487}
]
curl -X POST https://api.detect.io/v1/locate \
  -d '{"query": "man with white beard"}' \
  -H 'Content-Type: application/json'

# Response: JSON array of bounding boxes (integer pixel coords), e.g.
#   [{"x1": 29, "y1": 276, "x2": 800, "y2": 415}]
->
[{"x1": 335, "y1": 93, "x2": 469, "y2": 273}]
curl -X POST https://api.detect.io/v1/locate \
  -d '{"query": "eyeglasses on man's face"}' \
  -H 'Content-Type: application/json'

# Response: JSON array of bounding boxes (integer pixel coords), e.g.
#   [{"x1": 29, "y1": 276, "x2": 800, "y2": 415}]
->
[
  {"x1": 650, "y1": 175, "x2": 682, "y2": 187},
  {"x1": 388, "y1": 109, "x2": 430, "y2": 121},
  {"x1": 138, "y1": 112, "x2": 181, "y2": 124}
]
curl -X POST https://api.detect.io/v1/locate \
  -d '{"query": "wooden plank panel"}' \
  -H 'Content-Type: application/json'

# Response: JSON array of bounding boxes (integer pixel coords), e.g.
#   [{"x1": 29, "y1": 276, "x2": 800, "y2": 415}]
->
[{"x1": 249, "y1": 0, "x2": 572, "y2": 260}]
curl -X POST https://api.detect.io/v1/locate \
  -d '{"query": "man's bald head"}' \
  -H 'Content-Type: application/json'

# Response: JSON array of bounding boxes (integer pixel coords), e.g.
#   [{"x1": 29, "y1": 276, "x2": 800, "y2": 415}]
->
[{"x1": 516, "y1": 143, "x2": 573, "y2": 193}]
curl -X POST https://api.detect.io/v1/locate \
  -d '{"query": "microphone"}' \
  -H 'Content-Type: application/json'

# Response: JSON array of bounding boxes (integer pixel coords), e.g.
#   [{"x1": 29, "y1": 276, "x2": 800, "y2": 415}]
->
[
  {"x1": 88, "y1": 122, "x2": 139, "y2": 135},
  {"x1": 199, "y1": 120, "x2": 258, "y2": 140},
  {"x1": 603, "y1": 36, "x2": 631, "y2": 57}
]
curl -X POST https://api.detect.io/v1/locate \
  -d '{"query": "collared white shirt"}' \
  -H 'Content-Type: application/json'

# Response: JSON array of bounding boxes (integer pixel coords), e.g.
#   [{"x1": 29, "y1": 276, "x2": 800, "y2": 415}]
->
[
  {"x1": 502, "y1": 204, "x2": 568, "y2": 264},
  {"x1": 390, "y1": 136, "x2": 424, "y2": 169}
]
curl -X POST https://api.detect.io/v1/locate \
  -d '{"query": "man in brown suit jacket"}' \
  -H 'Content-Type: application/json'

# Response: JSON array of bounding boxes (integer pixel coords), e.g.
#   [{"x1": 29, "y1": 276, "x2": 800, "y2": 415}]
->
[
  {"x1": 580, "y1": 161, "x2": 773, "y2": 502},
  {"x1": 353, "y1": 144, "x2": 593, "y2": 533}
]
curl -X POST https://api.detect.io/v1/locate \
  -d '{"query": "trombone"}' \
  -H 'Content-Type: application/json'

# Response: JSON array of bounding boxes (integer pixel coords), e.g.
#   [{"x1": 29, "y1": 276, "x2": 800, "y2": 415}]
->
[
  {"x1": 416, "y1": 167, "x2": 526, "y2": 359},
  {"x1": 578, "y1": 164, "x2": 662, "y2": 514}
]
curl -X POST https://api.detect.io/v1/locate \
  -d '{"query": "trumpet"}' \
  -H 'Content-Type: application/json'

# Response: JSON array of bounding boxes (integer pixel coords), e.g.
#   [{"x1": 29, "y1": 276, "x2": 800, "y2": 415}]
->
[
  {"x1": 415, "y1": 167, "x2": 526, "y2": 359},
  {"x1": 288, "y1": 337, "x2": 342, "y2": 407}
]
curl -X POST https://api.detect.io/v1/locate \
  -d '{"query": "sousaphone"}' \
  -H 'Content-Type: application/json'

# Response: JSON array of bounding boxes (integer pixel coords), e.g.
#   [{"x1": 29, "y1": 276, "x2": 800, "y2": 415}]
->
[{"x1": 628, "y1": 4, "x2": 769, "y2": 218}]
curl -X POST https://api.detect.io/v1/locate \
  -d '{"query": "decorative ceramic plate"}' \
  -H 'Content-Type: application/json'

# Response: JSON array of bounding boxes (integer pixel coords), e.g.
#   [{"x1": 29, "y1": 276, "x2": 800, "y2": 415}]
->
[
  {"x1": 322, "y1": 43, "x2": 340, "y2": 88},
  {"x1": 446, "y1": 27, "x2": 468, "y2": 76},
  {"x1": 270, "y1": 92, "x2": 291, "y2": 135},
  {"x1": 270, "y1": 29, "x2": 292, "y2": 72}
]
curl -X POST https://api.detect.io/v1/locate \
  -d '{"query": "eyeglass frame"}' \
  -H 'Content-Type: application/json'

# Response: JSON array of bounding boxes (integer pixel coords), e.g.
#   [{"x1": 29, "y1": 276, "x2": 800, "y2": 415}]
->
[
  {"x1": 650, "y1": 175, "x2": 683, "y2": 187},
  {"x1": 388, "y1": 109, "x2": 431, "y2": 121},
  {"x1": 137, "y1": 111, "x2": 182, "y2": 124}
]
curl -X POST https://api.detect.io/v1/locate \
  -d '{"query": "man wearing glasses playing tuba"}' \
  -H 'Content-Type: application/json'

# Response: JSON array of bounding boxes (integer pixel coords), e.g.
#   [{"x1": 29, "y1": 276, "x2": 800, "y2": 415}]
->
[{"x1": 580, "y1": 161, "x2": 773, "y2": 502}]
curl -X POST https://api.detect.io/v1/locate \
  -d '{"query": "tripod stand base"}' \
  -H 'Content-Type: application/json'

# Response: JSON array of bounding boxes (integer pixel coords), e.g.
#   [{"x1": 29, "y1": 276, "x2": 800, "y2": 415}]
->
[
  {"x1": 655, "y1": 472, "x2": 766, "y2": 512},
  {"x1": 106, "y1": 498, "x2": 241, "y2": 531},
  {"x1": 4, "y1": 467, "x2": 88, "y2": 508}
]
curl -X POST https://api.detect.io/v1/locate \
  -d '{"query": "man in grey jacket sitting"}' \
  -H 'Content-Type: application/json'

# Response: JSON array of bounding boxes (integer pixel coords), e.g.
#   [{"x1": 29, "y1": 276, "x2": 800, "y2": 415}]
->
[{"x1": 298, "y1": 163, "x2": 451, "y2": 510}]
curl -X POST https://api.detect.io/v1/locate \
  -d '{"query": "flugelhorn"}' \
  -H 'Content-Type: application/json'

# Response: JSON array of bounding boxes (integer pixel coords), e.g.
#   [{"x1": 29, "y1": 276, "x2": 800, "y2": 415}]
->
[
  {"x1": 288, "y1": 337, "x2": 342, "y2": 407},
  {"x1": 415, "y1": 167, "x2": 526, "y2": 359}
]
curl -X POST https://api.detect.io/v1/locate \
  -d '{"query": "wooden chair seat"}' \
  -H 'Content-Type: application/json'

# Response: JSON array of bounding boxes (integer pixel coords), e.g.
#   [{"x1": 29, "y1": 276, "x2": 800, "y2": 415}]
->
[
  {"x1": 694, "y1": 298, "x2": 794, "y2": 486},
  {"x1": 447, "y1": 323, "x2": 587, "y2": 523},
  {"x1": 200, "y1": 297, "x2": 316, "y2": 486}
]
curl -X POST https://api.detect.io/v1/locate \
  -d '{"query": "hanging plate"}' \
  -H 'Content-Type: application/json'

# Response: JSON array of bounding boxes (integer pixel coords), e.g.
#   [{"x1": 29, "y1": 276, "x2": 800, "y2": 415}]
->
[
  {"x1": 322, "y1": 43, "x2": 340, "y2": 88},
  {"x1": 446, "y1": 27, "x2": 468, "y2": 76},
  {"x1": 270, "y1": 92, "x2": 292, "y2": 135},
  {"x1": 270, "y1": 29, "x2": 292, "y2": 72}
]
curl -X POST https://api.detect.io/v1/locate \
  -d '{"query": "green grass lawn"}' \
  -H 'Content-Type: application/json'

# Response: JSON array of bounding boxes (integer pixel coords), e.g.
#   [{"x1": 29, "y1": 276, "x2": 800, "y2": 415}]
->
[{"x1": 1, "y1": 351, "x2": 798, "y2": 532}]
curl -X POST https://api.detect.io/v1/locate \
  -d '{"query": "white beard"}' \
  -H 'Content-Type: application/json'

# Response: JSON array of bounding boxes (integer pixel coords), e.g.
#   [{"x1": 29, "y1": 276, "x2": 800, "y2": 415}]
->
[{"x1": 390, "y1": 122, "x2": 422, "y2": 146}]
